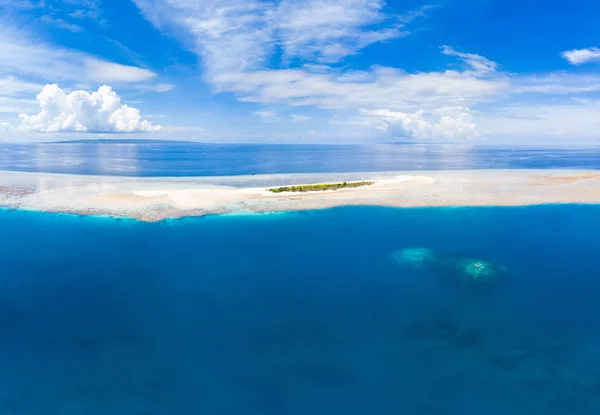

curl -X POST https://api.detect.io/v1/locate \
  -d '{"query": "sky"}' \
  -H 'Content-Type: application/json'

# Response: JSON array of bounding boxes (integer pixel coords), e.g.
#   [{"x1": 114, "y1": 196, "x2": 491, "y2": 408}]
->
[{"x1": 0, "y1": 0, "x2": 599, "y2": 144}]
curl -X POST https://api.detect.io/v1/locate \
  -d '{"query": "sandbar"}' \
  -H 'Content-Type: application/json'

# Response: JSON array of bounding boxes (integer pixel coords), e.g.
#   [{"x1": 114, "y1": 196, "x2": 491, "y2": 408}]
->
[{"x1": 0, "y1": 169, "x2": 599, "y2": 221}]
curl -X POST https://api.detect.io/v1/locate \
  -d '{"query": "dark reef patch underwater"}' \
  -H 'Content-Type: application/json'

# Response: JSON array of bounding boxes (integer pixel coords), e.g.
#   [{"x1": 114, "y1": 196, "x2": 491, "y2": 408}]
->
[{"x1": 2, "y1": 205, "x2": 600, "y2": 414}]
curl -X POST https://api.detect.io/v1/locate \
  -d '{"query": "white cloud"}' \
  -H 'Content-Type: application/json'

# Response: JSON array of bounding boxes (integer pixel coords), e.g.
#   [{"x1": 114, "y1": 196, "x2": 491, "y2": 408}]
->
[
  {"x1": 0, "y1": 24, "x2": 159, "y2": 85},
  {"x1": 66, "y1": 0, "x2": 101, "y2": 19},
  {"x1": 442, "y1": 45, "x2": 498, "y2": 75},
  {"x1": 40, "y1": 15, "x2": 83, "y2": 32},
  {"x1": 84, "y1": 59, "x2": 157, "y2": 83},
  {"x1": 0, "y1": 20, "x2": 176, "y2": 138},
  {"x1": 0, "y1": 27, "x2": 85, "y2": 82},
  {"x1": 133, "y1": 0, "x2": 274, "y2": 75},
  {"x1": 561, "y1": 47, "x2": 600, "y2": 65},
  {"x1": 0, "y1": 0, "x2": 44, "y2": 10},
  {"x1": 360, "y1": 108, "x2": 477, "y2": 139},
  {"x1": 18, "y1": 84, "x2": 162, "y2": 133},
  {"x1": 132, "y1": 1, "x2": 430, "y2": 72},
  {"x1": 0, "y1": 76, "x2": 41, "y2": 114},
  {"x1": 154, "y1": 83, "x2": 175, "y2": 93},
  {"x1": 69, "y1": 9, "x2": 97, "y2": 19},
  {"x1": 254, "y1": 110, "x2": 280, "y2": 122},
  {"x1": 132, "y1": 1, "x2": 499, "y2": 137},
  {"x1": 131, "y1": 0, "x2": 600, "y2": 142},
  {"x1": 478, "y1": 101, "x2": 600, "y2": 139},
  {"x1": 213, "y1": 66, "x2": 508, "y2": 111},
  {"x1": 275, "y1": 0, "x2": 416, "y2": 63},
  {"x1": 125, "y1": 83, "x2": 177, "y2": 94},
  {"x1": 0, "y1": 96, "x2": 38, "y2": 114},
  {"x1": 290, "y1": 114, "x2": 311, "y2": 122},
  {"x1": 0, "y1": 76, "x2": 45, "y2": 97},
  {"x1": 514, "y1": 73, "x2": 600, "y2": 94}
]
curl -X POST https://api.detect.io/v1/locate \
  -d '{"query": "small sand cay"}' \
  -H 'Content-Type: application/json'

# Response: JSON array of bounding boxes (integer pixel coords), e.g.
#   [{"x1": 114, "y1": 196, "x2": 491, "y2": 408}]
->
[{"x1": 0, "y1": 169, "x2": 599, "y2": 221}]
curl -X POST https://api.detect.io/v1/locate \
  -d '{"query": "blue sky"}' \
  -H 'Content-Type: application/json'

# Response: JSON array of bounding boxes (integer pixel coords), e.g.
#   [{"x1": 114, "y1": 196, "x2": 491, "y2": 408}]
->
[{"x1": 0, "y1": 0, "x2": 599, "y2": 144}]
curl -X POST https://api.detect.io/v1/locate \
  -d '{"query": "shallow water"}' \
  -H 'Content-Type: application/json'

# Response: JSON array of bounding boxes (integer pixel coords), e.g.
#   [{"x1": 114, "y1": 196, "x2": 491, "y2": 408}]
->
[{"x1": 2, "y1": 205, "x2": 600, "y2": 414}]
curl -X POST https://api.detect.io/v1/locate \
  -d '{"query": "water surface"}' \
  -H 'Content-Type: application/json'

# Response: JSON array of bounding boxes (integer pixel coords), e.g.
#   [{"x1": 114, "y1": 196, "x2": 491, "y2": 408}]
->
[
  {"x1": 1, "y1": 205, "x2": 600, "y2": 414},
  {"x1": 1, "y1": 142, "x2": 599, "y2": 176}
]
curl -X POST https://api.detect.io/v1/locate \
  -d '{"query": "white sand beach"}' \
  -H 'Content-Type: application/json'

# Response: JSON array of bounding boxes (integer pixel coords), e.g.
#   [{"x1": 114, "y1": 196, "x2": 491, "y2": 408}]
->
[{"x1": 1, "y1": 169, "x2": 599, "y2": 221}]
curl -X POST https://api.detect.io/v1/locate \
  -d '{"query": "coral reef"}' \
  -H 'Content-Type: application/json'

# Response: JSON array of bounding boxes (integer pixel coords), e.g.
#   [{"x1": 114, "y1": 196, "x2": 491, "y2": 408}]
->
[
  {"x1": 392, "y1": 248, "x2": 440, "y2": 267},
  {"x1": 454, "y1": 259, "x2": 504, "y2": 283},
  {"x1": 392, "y1": 247, "x2": 507, "y2": 284}
]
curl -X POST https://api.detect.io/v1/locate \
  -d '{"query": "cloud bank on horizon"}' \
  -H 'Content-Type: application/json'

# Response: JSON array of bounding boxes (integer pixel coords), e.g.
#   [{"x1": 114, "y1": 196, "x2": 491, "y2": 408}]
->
[{"x1": 0, "y1": 0, "x2": 599, "y2": 143}]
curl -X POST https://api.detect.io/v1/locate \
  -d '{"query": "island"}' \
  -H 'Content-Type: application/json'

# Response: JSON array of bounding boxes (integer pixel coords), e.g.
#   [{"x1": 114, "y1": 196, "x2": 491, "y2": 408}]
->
[
  {"x1": 1, "y1": 169, "x2": 600, "y2": 221},
  {"x1": 268, "y1": 181, "x2": 374, "y2": 193}
]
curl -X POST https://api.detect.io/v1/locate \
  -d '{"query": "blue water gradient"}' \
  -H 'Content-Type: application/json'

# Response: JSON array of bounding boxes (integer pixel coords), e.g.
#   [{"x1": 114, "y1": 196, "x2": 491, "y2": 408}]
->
[
  {"x1": 2, "y1": 205, "x2": 600, "y2": 414},
  {"x1": 1, "y1": 142, "x2": 599, "y2": 176}
]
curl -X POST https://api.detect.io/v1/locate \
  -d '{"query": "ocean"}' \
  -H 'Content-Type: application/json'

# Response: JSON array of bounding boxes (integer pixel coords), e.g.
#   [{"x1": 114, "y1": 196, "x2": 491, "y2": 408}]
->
[
  {"x1": 1, "y1": 141, "x2": 599, "y2": 176},
  {"x1": 2, "y1": 142, "x2": 600, "y2": 414},
  {"x1": 2, "y1": 205, "x2": 600, "y2": 414}
]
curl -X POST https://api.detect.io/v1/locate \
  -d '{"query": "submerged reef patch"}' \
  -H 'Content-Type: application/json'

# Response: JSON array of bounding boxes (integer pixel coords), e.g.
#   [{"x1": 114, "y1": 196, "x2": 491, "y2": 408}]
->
[
  {"x1": 393, "y1": 247, "x2": 507, "y2": 284},
  {"x1": 454, "y1": 259, "x2": 503, "y2": 283},
  {"x1": 392, "y1": 248, "x2": 441, "y2": 268}
]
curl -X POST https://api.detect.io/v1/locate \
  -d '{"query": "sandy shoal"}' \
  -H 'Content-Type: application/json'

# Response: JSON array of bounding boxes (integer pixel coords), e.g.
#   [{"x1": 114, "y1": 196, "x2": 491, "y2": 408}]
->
[{"x1": 1, "y1": 169, "x2": 599, "y2": 221}]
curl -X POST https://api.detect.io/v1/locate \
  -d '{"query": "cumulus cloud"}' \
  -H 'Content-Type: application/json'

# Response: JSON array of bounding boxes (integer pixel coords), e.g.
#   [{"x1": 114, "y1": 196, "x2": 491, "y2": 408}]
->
[
  {"x1": 132, "y1": 0, "x2": 600, "y2": 141},
  {"x1": 18, "y1": 84, "x2": 162, "y2": 133},
  {"x1": 360, "y1": 108, "x2": 477, "y2": 139},
  {"x1": 561, "y1": 47, "x2": 600, "y2": 65},
  {"x1": 131, "y1": 0, "x2": 504, "y2": 139}
]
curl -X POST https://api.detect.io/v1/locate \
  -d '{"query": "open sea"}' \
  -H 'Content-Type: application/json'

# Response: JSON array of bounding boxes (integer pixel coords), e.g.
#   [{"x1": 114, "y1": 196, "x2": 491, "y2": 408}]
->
[
  {"x1": 2, "y1": 142, "x2": 600, "y2": 414},
  {"x1": 1, "y1": 141, "x2": 599, "y2": 176}
]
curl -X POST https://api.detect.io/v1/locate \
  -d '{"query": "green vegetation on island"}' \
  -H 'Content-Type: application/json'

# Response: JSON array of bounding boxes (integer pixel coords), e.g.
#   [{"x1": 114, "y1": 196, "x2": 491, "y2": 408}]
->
[{"x1": 268, "y1": 181, "x2": 374, "y2": 193}]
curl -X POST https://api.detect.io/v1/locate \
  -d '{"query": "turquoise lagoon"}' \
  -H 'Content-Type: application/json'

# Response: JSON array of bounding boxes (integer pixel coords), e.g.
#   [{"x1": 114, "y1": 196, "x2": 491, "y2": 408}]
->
[{"x1": 1, "y1": 205, "x2": 600, "y2": 414}]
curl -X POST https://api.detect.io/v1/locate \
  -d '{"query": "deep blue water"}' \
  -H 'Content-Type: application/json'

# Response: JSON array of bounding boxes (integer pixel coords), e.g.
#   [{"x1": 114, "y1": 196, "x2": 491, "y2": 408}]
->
[
  {"x1": 1, "y1": 142, "x2": 599, "y2": 176},
  {"x1": 2, "y1": 205, "x2": 600, "y2": 414}
]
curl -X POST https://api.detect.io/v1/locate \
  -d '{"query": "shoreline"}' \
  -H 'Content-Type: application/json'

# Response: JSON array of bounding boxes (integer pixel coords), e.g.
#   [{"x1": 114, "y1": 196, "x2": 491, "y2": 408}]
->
[{"x1": 1, "y1": 169, "x2": 600, "y2": 221}]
